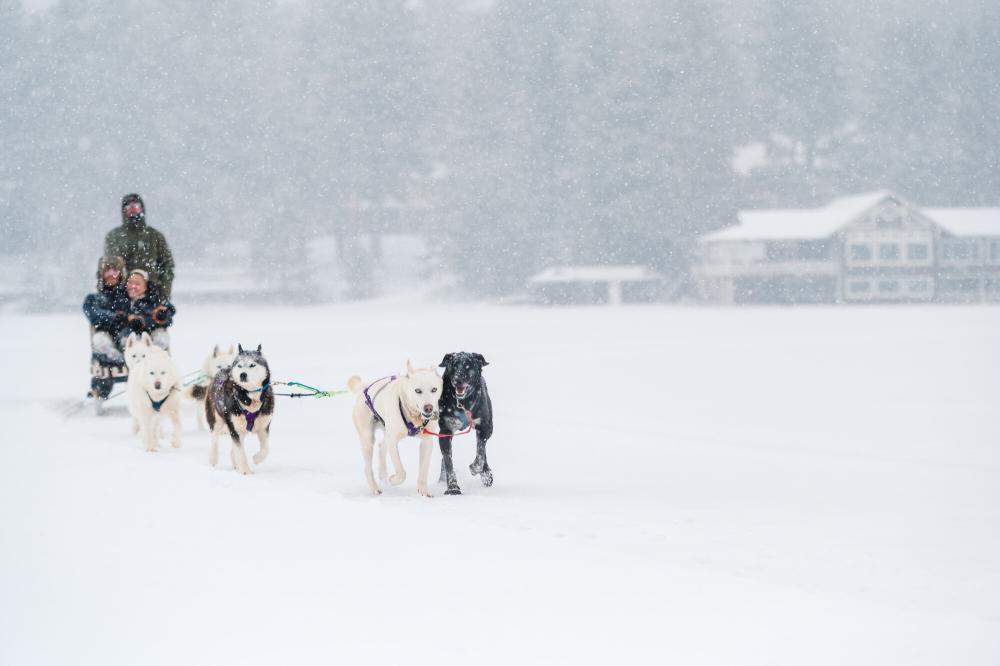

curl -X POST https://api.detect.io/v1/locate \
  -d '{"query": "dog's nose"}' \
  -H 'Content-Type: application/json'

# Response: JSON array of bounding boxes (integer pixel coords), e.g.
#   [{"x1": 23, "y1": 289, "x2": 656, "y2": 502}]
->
[
  {"x1": 423, "y1": 404, "x2": 434, "y2": 415},
  {"x1": 154, "y1": 380, "x2": 162, "y2": 390},
  {"x1": 240, "y1": 372, "x2": 248, "y2": 382}
]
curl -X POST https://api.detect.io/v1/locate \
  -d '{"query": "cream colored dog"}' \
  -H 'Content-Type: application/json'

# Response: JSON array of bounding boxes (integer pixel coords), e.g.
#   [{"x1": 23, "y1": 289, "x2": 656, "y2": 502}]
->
[
  {"x1": 348, "y1": 361, "x2": 442, "y2": 497},
  {"x1": 126, "y1": 350, "x2": 182, "y2": 452},
  {"x1": 184, "y1": 344, "x2": 236, "y2": 430}
]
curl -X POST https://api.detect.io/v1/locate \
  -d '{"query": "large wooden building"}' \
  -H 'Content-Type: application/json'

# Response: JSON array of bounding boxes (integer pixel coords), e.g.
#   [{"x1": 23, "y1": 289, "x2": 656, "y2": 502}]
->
[{"x1": 695, "y1": 191, "x2": 1000, "y2": 304}]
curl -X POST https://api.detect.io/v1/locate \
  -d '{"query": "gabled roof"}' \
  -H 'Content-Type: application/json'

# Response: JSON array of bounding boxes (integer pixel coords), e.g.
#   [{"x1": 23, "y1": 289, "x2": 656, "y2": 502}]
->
[
  {"x1": 923, "y1": 208, "x2": 1000, "y2": 238},
  {"x1": 529, "y1": 265, "x2": 662, "y2": 284},
  {"x1": 701, "y1": 191, "x2": 893, "y2": 242}
]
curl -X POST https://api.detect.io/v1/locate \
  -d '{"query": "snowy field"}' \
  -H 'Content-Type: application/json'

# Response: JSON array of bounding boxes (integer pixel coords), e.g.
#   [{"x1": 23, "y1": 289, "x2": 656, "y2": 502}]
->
[{"x1": 1, "y1": 300, "x2": 998, "y2": 665}]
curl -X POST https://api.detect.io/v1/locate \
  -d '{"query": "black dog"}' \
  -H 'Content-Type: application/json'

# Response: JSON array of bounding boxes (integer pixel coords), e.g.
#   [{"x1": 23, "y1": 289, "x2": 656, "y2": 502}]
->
[{"x1": 437, "y1": 352, "x2": 493, "y2": 495}]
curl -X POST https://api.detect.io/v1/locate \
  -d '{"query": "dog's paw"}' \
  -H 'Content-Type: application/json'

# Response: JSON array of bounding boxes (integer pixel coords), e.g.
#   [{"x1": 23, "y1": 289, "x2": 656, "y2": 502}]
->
[
  {"x1": 480, "y1": 468, "x2": 494, "y2": 487},
  {"x1": 389, "y1": 473, "x2": 406, "y2": 486},
  {"x1": 252, "y1": 452, "x2": 267, "y2": 465},
  {"x1": 444, "y1": 485, "x2": 462, "y2": 495},
  {"x1": 172, "y1": 440, "x2": 182, "y2": 449},
  {"x1": 417, "y1": 486, "x2": 433, "y2": 498},
  {"x1": 469, "y1": 461, "x2": 484, "y2": 475},
  {"x1": 370, "y1": 486, "x2": 383, "y2": 496}
]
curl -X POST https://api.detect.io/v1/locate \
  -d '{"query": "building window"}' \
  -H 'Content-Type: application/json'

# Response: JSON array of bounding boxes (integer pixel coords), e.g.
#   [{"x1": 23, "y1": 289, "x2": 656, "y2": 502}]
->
[
  {"x1": 850, "y1": 244, "x2": 872, "y2": 261},
  {"x1": 907, "y1": 243, "x2": 929, "y2": 261},
  {"x1": 879, "y1": 243, "x2": 900, "y2": 260},
  {"x1": 940, "y1": 278, "x2": 979, "y2": 292},
  {"x1": 878, "y1": 280, "x2": 900, "y2": 293},
  {"x1": 908, "y1": 280, "x2": 928, "y2": 293},
  {"x1": 849, "y1": 280, "x2": 871, "y2": 293},
  {"x1": 942, "y1": 241, "x2": 979, "y2": 262}
]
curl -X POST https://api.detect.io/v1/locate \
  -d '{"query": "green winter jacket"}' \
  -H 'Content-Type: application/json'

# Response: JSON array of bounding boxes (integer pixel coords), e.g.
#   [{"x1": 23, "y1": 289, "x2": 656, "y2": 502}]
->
[{"x1": 104, "y1": 211, "x2": 175, "y2": 298}]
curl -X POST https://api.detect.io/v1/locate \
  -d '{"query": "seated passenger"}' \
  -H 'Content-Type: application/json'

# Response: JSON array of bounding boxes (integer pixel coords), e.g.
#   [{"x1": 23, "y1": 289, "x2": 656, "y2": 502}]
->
[
  {"x1": 82, "y1": 255, "x2": 130, "y2": 364},
  {"x1": 124, "y1": 268, "x2": 176, "y2": 351}
]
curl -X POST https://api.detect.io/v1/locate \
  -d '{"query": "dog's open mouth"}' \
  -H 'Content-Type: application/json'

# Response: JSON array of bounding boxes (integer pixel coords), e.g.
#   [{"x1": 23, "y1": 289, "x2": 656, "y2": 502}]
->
[{"x1": 454, "y1": 383, "x2": 470, "y2": 398}]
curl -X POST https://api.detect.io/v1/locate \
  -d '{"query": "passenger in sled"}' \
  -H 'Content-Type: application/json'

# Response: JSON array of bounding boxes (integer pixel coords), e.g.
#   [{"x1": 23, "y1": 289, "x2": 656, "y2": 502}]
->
[{"x1": 83, "y1": 260, "x2": 176, "y2": 400}]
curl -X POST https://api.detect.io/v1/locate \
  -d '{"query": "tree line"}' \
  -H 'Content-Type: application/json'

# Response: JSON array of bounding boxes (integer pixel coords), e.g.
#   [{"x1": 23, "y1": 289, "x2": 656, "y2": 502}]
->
[{"x1": 1, "y1": 0, "x2": 997, "y2": 297}]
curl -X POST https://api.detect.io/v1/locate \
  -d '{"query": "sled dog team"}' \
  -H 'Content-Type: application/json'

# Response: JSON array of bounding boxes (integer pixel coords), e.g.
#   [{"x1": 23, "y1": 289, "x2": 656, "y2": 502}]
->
[{"x1": 123, "y1": 332, "x2": 494, "y2": 497}]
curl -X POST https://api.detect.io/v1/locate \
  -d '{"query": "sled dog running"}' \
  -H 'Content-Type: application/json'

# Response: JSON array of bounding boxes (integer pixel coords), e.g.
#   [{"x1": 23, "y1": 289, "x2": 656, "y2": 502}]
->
[{"x1": 347, "y1": 361, "x2": 442, "y2": 497}]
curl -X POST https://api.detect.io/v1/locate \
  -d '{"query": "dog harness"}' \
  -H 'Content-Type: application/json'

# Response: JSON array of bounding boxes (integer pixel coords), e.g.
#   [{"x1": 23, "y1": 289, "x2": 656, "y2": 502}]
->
[
  {"x1": 363, "y1": 376, "x2": 430, "y2": 437},
  {"x1": 145, "y1": 386, "x2": 176, "y2": 412}
]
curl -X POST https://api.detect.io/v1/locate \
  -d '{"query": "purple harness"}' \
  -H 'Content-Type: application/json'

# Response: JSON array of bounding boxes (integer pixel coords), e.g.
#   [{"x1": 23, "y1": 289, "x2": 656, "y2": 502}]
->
[
  {"x1": 213, "y1": 372, "x2": 261, "y2": 431},
  {"x1": 363, "y1": 376, "x2": 426, "y2": 437}
]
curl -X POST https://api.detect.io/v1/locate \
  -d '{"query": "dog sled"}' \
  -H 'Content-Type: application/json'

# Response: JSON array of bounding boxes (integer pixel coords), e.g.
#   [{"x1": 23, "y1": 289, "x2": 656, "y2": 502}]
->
[{"x1": 87, "y1": 325, "x2": 129, "y2": 415}]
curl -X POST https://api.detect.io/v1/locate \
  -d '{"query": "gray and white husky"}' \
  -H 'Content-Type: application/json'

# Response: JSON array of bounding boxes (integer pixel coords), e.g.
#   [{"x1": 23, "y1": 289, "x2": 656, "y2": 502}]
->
[{"x1": 205, "y1": 344, "x2": 275, "y2": 475}]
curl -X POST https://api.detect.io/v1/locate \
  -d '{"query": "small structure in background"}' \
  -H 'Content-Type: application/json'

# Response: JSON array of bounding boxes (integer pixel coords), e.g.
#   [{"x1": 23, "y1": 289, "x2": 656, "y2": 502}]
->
[
  {"x1": 528, "y1": 265, "x2": 663, "y2": 305},
  {"x1": 695, "y1": 191, "x2": 1000, "y2": 304}
]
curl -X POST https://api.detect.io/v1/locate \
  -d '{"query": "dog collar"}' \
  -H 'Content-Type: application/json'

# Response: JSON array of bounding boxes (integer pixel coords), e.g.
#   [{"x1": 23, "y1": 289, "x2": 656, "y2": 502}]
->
[
  {"x1": 244, "y1": 408, "x2": 259, "y2": 431},
  {"x1": 398, "y1": 400, "x2": 431, "y2": 437}
]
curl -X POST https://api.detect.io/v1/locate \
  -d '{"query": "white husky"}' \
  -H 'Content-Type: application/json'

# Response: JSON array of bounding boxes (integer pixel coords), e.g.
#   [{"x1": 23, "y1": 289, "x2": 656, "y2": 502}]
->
[
  {"x1": 124, "y1": 331, "x2": 165, "y2": 370},
  {"x1": 184, "y1": 344, "x2": 236, "y2": 430},
  {"x1": 124, "y1": 332, "x2": 170, "y2": 437},
  {"x1": 348, "y1": 361, "x2": 443, "y2": 497},
  {"x1": 126, "y1": 350, "x2": 182, "y2": 452}
]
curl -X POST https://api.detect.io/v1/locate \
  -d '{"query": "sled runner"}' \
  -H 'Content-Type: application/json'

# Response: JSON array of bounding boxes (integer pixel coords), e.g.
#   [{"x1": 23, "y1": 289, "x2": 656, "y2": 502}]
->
[{"x1": 87, "y1": 325, "x2": 129, "y2": 415}]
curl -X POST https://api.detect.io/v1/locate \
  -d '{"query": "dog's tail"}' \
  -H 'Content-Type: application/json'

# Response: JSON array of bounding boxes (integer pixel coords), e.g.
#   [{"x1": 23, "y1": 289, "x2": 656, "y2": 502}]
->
[{"x1": 347, "y1": 375, "x2": 364, "y2": 395}]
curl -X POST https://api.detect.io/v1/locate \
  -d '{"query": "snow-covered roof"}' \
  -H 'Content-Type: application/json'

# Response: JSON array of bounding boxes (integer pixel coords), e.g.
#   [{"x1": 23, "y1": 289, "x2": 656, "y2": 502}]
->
[
  {"x1": 701, "y1": 191, "x2": 892, "y2": 242},
  {"x1": 924, "y1": 208, "x2": 1000, "y2": 238},
  {"x1": 529, "y1": 265, "x2": 662, "y2": 284}
]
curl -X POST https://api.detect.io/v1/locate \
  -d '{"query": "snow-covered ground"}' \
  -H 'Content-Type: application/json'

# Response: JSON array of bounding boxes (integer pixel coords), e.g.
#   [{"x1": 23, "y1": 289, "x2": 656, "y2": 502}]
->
[{"x1": 1, "y1": 301, "x2": 998, "y2": 665}]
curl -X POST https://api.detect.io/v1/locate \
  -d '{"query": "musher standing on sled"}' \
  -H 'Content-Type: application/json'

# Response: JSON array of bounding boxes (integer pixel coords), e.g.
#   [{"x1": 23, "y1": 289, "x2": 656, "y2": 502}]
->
[{"x1": 104, "y1": 193, "x2": 176, "y2": 298}]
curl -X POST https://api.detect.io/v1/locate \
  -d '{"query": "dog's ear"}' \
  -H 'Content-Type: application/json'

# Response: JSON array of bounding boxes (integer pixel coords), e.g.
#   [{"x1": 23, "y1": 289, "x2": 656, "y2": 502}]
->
[
  {"x1": 439, "y1": 353, "x2": 453, "y2": 368},
  {"x1": 472, "y1": 353, "x2": 489, "y2": 367},
  {"x1": 125, "y1": 332, "x2": 135, "y2": 349},
  {"x1": 141, "y1": 332, "x2": 152, "y2": 346},
  {"x1": 406, "y1": 359, "x2": 415, "y2": 377},
  {"x1": 212, "y1": 345, "x2": 219, "y2": 358},
  {"x1": 238, "y1": 344, "x2": 244, "y2": 354},
  {"x1": 256, "y1": 344, "x2": 262, "y2": 353}
]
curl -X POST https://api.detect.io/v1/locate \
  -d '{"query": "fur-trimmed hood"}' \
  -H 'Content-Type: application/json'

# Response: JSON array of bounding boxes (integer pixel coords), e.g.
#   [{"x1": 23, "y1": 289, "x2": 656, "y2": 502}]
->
[{"x1": 95, "y1": 255, "x2": 126, "y2": 291}]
